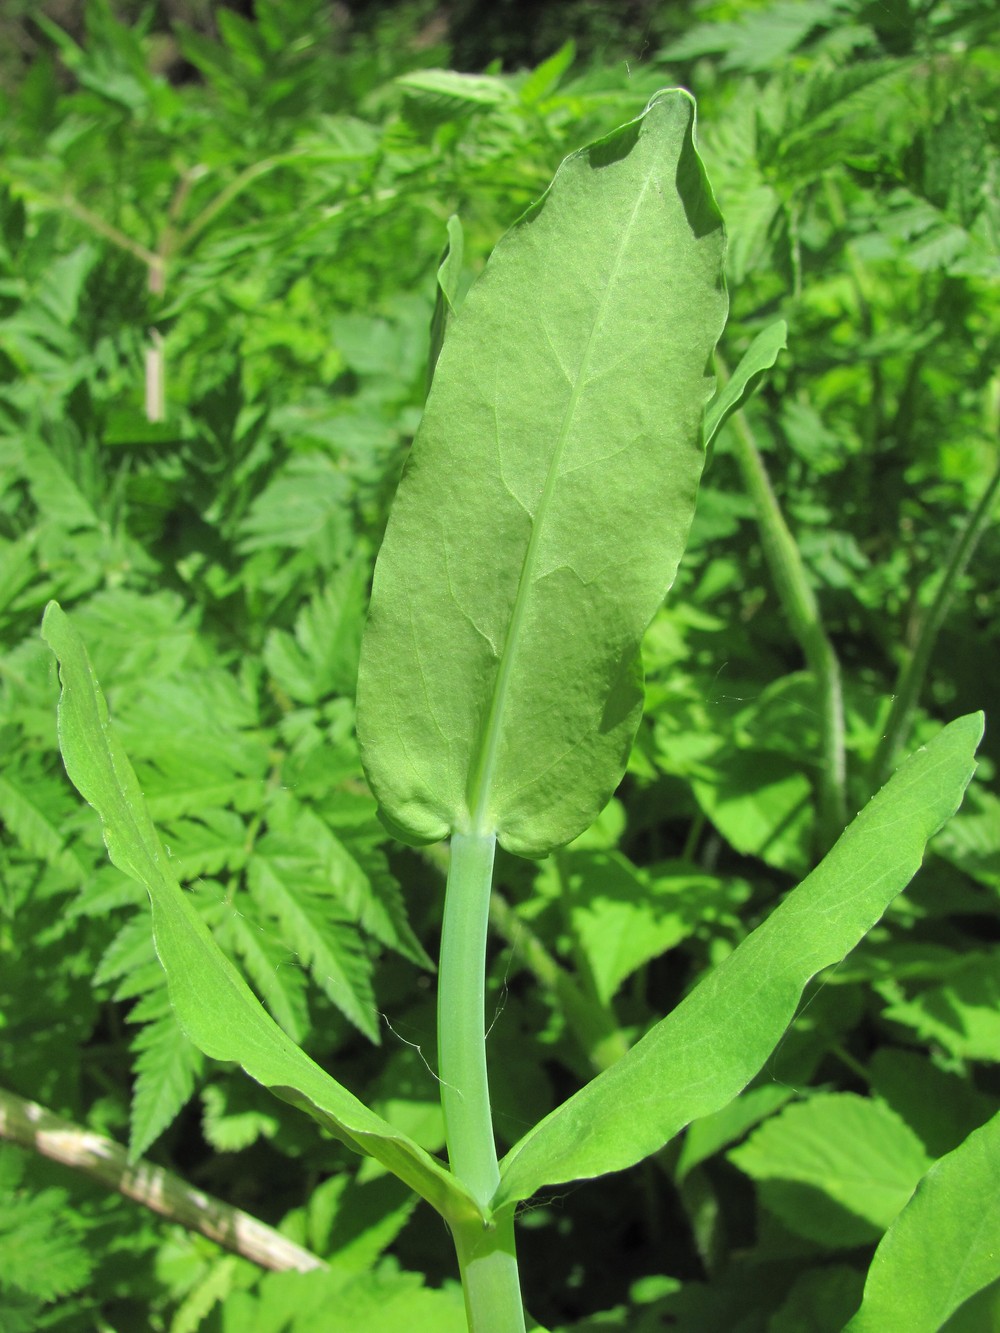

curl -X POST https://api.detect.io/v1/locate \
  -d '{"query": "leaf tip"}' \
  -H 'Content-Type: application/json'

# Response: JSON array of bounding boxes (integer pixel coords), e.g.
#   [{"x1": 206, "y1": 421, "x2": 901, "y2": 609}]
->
[{"x1": 40, "y1": 598, "x2": 64, "y2": 641}]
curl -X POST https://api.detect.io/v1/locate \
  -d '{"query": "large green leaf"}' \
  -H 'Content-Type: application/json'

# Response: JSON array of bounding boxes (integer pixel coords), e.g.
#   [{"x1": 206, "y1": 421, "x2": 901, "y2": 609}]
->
[
  {"x1": 493, "y1": 712, "x2": 982, "y2": 1209},
  {"x1": 356, "y1": 88, "x2": 728, "y2": 859},
  {"x1": 40, "y1": 601, "x2": 480, "y2": 1228},
  {"x1": 846, "y1": 1108, "x2": 1000, "y2": 1331}
]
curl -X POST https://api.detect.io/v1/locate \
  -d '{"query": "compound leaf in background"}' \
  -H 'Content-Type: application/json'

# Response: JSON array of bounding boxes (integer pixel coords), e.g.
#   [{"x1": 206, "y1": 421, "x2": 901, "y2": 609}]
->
[
  {"x1": 262, "y1": 561, "x2": 368, "y2": 704},
  {"x1": 218, "y1": 1265, "x2": 467, "y2": 1333},
  {"x1": 846, "y1": 1108, "x2": 1000, "y2": 1332},
  {"x1": 493, "y1": 712, "x2": 982, "y2": 1209},
  {"x1": 40, "y1": 601, "x2": 480, "y2": 1227},
  {"x1": 356, "y1": 88, "x2": 728, "y2": 858},
  {"x1": 127, "y1": 994, "x2": 205, "y2": 1161}
]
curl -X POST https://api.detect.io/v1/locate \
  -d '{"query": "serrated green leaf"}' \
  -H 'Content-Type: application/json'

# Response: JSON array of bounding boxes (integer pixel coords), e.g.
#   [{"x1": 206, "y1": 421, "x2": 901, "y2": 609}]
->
[
  {"x1": 162, "y1": 808, "x2": 250, "y2": 880},
  {"x1": 494, "y1": 712, "x2": 982, "y2": 1210},
  {"x1": 555, "y1": 851, "x2": 748, "y2": 1007},
  {"x1": 32, "y1": 244, "x2": 96, "y2": 326},
  {"x1": 0, "y1": 765, "x2": 88, "y2": 884},
  {"x1": 881, "y1": 950, "x2": 1000, "y2": 1062},
  {"x1": 846, "y1": 1109, "x2": 1000, "y2": 1332},
  {"x1": 518, "y1": 40, "x2": 576, "y2": 105},
  {"x1": 65, "y1": 863, "x2": 145, "y2": 922},
  {"x1": 68, "y1": 588, "x2": 200, "y2": 684},
  {"x1": 357, "y1": 88, "x2": 728, "y2": 858},
  {"x1": 0, "y1": 533, "x2": 38, "y2": 624},
  {"x1": 698, "y1": 93, "x2": 780, "y2": 284},
  {"x1": 93, "y1": 912, "x2": 160, "y2": 991},
  {"x1": 214, "y1": 905, "x2": 310, "y2": 1045},
  {"x1": 273, "y1": 799, "x2": 431, "y2": 970},
  {"x1": 350, "y1": 844, "x2": 433, "y2": 971},
  {"x1": 40, "y1": 601, "x2": 482, "y2": 1228},
  {"x1": 248, "y1": 844, "x2": 379, "y2": 1043},
  {"x1": 660, "y1": 1, "x2": 834, "y2": 72},
  {"x1": 263, "y1": 563, "x2": 367, "y2": 704},
  {"x1": 21, "y1": 437, "x2": 99, "y2": 531},
  {"x1": 729, "y1": 1093, "x2": 931, "y2": 1246},
  {"x1": 396, "y1": 68, "x2": 515, "y2": 108},
  {"x1": 201, "y1": 1081, "x2": 281, "y2": 1154},
  {"x1": 282, "y1": 1173, "x2": 416, "y2": 1273},
  {"x1": 0, "y1": 1149, "x2": 93, "y2": 1301},
  {"x1": 171, "y1": 1255, "x2": 239, "y2": 1333},
  {"x1": 237, "y1": 456, "x2": 352, "y2": 557},
  {"x1": 129, "y1": 998, "x2": 205, "y2": 1160}
]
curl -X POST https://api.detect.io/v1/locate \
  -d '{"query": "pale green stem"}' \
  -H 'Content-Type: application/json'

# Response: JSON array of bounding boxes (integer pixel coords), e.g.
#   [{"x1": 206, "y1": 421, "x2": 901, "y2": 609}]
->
[
  {"x1": 175, "y1": 153, "x2": 304, "y2": 253},
  {"x1": 438, "y1": 831, "x2": 526, "y2": 1333},
  {"x1": 449, "y1": 1209, "x2": 525, "y2": 1333},
  {"x1": 54, "y1": 192, "x2": 159, "y2": 267},
  {"x1": 717, "y1": 353, "x2": 847, "y2": 851}
]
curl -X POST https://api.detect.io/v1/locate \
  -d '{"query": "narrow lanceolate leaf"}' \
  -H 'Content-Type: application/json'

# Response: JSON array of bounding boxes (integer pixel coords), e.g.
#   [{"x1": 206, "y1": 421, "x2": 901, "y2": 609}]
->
[
  {"x1": 357, "y1": 89, "x2": 728, "y2": 858},
  {"x1": 493, "y1": 713, "x2": 982, "y2": 1210},
  {"x1": 845, "y1": 1108, "x2": 1000, "y2": 1332},
  {"x1": 427, "y1": 213, "x2": 464, "y2": 391},
  {"x1": 704, "y1": 317, "x2": 787, "y2": 448},
  {"x1": 40, "y1": 602, "x2": 481, "y2": 1228}
]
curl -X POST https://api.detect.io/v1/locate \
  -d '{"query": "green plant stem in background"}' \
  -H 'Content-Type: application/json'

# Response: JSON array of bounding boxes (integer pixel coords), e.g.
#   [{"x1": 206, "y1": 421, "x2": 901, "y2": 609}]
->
[
  {"x1": 489, "y1": 889, "x2": 630, "y2": 1073},
  {"x1": 438, "y1": 832, "x2": 526, "y2": 1332},
  {"x1": 717, "y1": 352, "x2": 847, "y2": 851},
  {"x1": 871, "y1": 446, "x2": 1000, "y2": 790}
]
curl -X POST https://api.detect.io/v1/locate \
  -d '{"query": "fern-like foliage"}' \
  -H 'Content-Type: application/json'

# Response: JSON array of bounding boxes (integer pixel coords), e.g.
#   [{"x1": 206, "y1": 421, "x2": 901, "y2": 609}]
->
[
  {"x1": 0, "y1": 1146, "x2": 93, "y2": 1304},
  {"x1": 263, "y1": 560, "x2": 367, "y2": 704},
  {"x1": 27, "y1": 564, "x2": 432, "y2": 1154},
  {"x1": 248, "y1": 834, "x2": 379, "y2": 1044},
  {"x1": 93, "y1": 911, "x2": 205, "y2": 1158},
  {"x1": 217, "y1": 1264, "x2": 466, "y2": 1332},
  {"x1": 127, "y1": 988, "x2": 206, "y2": 1162},
  {"x1": 200, "y1": 1079, "x2": 282, "y2": 1154},
  {"x1": 659, "y1": 0, "x2": 842, "y2": 72}
]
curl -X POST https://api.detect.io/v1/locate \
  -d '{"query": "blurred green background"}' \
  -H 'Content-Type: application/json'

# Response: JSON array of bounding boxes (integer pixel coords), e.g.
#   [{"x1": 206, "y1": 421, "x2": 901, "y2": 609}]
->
[{"x1": 0, "y1": 2, "x2": 997, "y2": 1329}]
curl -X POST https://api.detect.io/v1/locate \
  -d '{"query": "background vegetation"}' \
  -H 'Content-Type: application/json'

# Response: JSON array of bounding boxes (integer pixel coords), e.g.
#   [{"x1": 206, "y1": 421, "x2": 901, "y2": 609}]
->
[{"x1": 0, "y1": 0, "x2": 997, "y2": 1328}]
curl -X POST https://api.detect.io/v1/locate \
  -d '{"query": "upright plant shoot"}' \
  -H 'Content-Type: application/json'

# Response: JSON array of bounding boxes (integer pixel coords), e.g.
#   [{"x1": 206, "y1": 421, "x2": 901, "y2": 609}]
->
[{"x1": 356, "y1": 88, "x2": 728, "y2": 1330}]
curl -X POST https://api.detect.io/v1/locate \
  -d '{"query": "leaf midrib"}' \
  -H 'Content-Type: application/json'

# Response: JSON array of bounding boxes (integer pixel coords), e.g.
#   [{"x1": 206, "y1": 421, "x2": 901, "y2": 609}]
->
[{"x1": 466, "y1": 165, "x2": 657, "y2": 836}]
